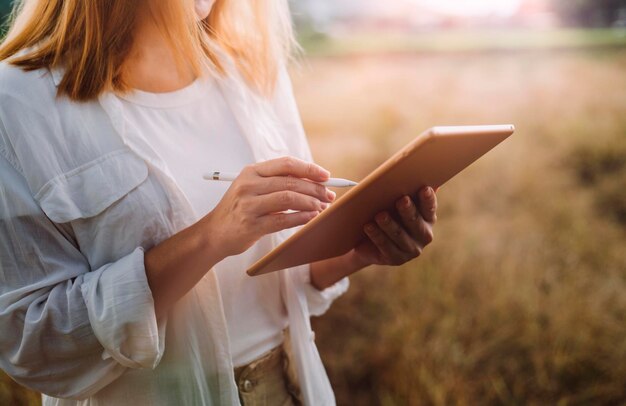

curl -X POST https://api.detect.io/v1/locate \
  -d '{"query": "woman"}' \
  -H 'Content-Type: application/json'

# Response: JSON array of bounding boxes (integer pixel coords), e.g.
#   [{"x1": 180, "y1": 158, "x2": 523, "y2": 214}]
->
[{"x1": 0, "y1": 0, "x2": 438, "y2": 405}]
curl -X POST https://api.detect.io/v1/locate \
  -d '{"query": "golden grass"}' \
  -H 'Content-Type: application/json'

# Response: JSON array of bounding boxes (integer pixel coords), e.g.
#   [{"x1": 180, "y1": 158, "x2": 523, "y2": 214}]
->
[
  {"x1": 2, "y1": 48, "x2": 625, "y2": 405},
  {"x1": 298, "y1": 49, "x2": 626, "y2": 405},
  {"x1": 0, "y1": 374, "x2": 40, "y2": 406}
]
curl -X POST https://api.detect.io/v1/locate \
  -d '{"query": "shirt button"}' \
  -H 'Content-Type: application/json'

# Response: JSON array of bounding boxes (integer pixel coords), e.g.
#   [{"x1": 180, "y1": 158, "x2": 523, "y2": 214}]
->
[{"x1": 242, "y1": 379, "x2": 253, "y2": 392}]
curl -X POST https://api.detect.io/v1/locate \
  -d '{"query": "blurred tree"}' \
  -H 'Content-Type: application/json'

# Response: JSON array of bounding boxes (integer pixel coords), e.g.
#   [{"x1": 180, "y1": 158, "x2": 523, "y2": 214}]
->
[
  {"x1": 0, "y1": 0, "x2": 14, "y2": 36},
  {"x1": 552, "y1": 0, "x2": 626, "y2": 27},
  {"x1": 0, "y1": 0, "x2": 12, "y2": 19}
]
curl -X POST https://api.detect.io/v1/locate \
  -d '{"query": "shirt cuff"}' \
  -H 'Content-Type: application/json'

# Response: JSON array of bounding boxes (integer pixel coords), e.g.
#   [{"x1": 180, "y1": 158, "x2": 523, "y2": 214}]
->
[
  {"x1": 300, "y1": 264, "x2": 350, "y2": 317},
  {"x1": 80, "y1": 247, "x2": 166, "y2": 370}
]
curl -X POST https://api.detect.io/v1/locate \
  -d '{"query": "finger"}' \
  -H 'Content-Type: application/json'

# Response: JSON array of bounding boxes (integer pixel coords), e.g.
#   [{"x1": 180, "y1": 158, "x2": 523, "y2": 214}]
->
[
  {"x1": 254, "y1": 191, "x2": 328, "y2": 215},
  {"x1": 417, "y1": 186, "x2": 437, "y2": 223},
  {"x1": 253, "y1": 156, "x2": 330, "y2": 182},
  {"x1": 396, "y1": 196, "x2": 434, "y2": 246},
  {"x1": 363, "y1": 222, "x2": 406, "y2": 263},
  {"x1": 396, "y1": 195, "x2": 422, "y2": 237},
  {"x1": 374, "y1": 211, "x2": 419, "y2": 256},
  {"x1": 259, "y1": 210, "x2": 319, "y2": 234},
  {"x1": 256, "y1": 176, "x2": 335, "y2": 203}
]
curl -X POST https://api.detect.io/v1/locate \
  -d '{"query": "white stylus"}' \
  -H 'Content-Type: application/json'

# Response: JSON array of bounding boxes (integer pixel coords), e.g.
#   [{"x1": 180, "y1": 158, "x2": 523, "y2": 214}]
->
[{"x1": 202, "y1": 171, "x2": 358, "y2": 188}]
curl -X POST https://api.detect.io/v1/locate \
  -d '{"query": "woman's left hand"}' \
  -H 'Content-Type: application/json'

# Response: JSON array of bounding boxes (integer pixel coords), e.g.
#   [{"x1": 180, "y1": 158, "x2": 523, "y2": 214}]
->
[
  {"x1": 310, "y1": 186, "x2": 437, "y2": 290},
  {"x1": 353, "y1": 186, "x2": 437, "y2": 268}
]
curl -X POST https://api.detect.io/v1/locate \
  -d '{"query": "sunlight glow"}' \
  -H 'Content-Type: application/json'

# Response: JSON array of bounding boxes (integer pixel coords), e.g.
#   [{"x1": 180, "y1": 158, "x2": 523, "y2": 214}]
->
[{"x1": 415, "y1": 0, "x2": 523, "y2": 17}]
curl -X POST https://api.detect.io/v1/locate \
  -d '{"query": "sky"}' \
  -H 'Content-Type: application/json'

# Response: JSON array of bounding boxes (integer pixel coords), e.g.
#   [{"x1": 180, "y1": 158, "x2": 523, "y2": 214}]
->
[
  {"x1": 416, "y1": 0, "x2": 523, "y2": 16},
  {"x1": 294, "y1": 0, "x2": 527, "y2": 23}
]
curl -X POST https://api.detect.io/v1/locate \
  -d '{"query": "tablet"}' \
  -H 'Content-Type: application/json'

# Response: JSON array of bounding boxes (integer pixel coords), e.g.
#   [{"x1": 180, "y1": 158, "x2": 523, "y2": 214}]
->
[{"x1": 247, "y1": 124, "x2": 515, "y2": 276}]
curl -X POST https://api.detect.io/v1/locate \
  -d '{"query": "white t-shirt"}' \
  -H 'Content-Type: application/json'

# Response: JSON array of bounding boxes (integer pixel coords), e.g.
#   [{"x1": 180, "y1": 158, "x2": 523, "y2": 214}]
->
[{"x1": 116, "y1": 75, "x2": 288, "y2": 367}]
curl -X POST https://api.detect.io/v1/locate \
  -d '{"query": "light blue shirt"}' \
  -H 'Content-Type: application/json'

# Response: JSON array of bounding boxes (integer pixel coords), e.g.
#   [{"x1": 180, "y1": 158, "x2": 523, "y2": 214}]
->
[{"x1": 0, "y1": 50, "x2": 348, "y2": 405}]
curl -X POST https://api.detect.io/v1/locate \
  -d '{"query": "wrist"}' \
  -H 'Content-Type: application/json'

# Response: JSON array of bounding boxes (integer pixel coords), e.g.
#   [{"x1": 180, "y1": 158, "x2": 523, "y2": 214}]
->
[
  {"x1": 310, "y1": 250, "x2": 362, "y2": 291},
  {"x1": 343, "y1": 249, "x2": 369, "y2": 273},
  {"x1": 194, "y1": 213, "x2": 227, "y2": 265}
]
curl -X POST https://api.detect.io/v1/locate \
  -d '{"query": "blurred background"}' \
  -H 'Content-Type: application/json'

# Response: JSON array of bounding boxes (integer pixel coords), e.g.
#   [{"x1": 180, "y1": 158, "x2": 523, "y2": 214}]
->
[{"x1": 1, "y1": 0, "x2": 625, "y2": 404}]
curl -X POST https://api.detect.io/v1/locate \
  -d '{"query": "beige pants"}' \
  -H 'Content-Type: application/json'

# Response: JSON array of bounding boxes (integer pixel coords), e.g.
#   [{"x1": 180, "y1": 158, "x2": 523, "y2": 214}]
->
[{"x1": 234, "y1": 336, "x2": 302, "y2": 406}]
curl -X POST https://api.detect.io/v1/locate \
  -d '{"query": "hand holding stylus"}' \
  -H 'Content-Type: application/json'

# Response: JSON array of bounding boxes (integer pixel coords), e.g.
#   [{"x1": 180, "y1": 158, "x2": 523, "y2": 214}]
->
[
  {"x1": 201, "y1": 156, "x2": 336, "y2": 258},
  {"x1": 146, "y1": 156, "x2": 335, "y2": 316}
]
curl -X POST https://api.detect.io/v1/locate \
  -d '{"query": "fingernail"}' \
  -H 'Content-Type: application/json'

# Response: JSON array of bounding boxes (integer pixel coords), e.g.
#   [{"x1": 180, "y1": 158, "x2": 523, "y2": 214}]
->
[
  {"x1": 318, "y1": 166, "x2": 330, "y2": 177},
  {"x1": 321, "y1": 202, "x2": 330, "y2": 210},
  {"x1": 364, "y1": 223, "x2": 375, "y2": 233},
  {"x1": 402, "y1": 196, "x2": 411, "y2": 208},
  {"x1": 327, "y1": 190, "x2": 336, "y2": 201},
  {"x1": 424, "y1": 187, "x2": 433, "y2": 197}
]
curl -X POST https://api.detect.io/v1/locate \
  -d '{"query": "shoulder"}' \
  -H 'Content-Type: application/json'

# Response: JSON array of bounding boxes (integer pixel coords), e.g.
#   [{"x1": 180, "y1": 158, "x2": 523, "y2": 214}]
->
[
  {"x1": 0, "y1": 62, "x2": 69, "y2": 181},
  {"x1": 0, "y1": 62, "x2": 58, "y2": 152},
  {"x1": 0, "y1": 61, "x2": 57, "y2": 107},
  {"x1": 0, "y1": 61, "x2": 56, "y2": 98}
]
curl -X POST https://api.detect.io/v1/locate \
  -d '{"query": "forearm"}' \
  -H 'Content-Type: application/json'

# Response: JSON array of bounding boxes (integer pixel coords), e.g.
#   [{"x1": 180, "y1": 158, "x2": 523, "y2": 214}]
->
[
  {"x1": 145, "y1": 216, "x2": 224, "y2": 317},
  {"x1": 310, "y1": 250, "x2": 365, "y2": 291}
]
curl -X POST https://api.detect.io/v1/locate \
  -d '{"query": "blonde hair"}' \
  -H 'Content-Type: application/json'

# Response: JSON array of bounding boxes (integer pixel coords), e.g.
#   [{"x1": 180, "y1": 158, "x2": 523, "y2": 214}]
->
[{"x1": 0, "y1": 0, "x2": 295, "y2": 101}]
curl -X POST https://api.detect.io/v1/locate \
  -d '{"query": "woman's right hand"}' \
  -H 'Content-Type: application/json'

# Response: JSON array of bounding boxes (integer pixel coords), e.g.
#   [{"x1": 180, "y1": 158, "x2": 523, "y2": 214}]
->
[
  {"x1": 200, "y1": 156, "x2": 336, "y2": 259},
  {"x1": 145, "y1": 156, "x2": 334, "y2": 316}
]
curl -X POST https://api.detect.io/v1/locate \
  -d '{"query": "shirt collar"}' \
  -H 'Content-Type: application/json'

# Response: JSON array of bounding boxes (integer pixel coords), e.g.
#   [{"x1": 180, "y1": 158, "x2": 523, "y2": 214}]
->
[{"x1": 47, "y1": 49, "x2": 290, "y2": 160}]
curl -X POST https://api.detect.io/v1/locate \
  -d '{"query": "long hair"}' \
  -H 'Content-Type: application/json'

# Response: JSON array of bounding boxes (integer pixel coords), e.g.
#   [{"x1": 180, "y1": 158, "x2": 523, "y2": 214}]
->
[{"x1": 0, "y1": 0, "x2": 295, "y2": 101}]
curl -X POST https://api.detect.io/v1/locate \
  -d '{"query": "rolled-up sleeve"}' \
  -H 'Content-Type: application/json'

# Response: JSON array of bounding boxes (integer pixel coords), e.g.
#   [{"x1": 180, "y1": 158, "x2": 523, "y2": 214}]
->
[
  {"x1": 81, "y1": 246, "x2": 166, "y2": 370},
  {"x1": 0, "y1": 152, "x2": 165, "y2": 399}
]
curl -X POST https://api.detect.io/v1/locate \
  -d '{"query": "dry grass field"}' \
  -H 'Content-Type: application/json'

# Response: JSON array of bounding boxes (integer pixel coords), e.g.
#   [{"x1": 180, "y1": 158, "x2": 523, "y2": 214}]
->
[
  {"x1": 297, "y1": 48, "x2": 626, "y2": 405},
  {"x1": 2, "y1": 42, "x2": 625, "y2": 405}
]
